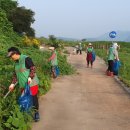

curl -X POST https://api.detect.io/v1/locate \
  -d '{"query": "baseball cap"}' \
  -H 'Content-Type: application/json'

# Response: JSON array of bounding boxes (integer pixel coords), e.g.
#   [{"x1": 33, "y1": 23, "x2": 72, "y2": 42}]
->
[{"x1": 7, "y1": 47, "x2": 21, "y2": 57}]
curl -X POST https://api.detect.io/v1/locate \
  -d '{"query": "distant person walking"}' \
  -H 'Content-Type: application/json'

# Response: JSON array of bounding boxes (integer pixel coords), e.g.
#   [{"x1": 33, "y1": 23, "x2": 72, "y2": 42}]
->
[
  {"x1": 86, "y1": 43, "x2": 94, "y2": 68},
  {"x1": 78, "y1": 42, "x2": 82, "y2": 55},
  {"x1": 75, "y1": 45, "x2": 79, "y2": 54},
  {"x1": 76, "y1": 43, "x2": 82, "y2": 55}
]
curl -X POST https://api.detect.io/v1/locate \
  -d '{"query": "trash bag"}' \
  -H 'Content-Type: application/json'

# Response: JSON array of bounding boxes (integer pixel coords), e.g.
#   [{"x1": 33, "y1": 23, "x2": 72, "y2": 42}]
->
[
  {"x1": 92, "y1": 51, "x2": 96, "y2": 62},
  {"x1": 55, "y1": 66, "x2": 60, "y2": 76},
  {"x1": 18, "y1": 83, "x2": 33, "y2": 112},
  {"x1": 113, "y1": 60, "x2": 121, "y2": 75}
]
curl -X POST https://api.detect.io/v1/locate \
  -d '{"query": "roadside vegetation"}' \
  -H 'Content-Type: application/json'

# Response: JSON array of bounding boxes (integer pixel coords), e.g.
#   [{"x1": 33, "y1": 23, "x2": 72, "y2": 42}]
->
[{"x1": 0, "y1": 1, "x2": 75, "y2": 129}]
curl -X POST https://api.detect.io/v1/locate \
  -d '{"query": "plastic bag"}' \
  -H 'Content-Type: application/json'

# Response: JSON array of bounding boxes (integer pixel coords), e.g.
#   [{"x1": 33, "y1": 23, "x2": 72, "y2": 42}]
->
[
  {"x1": 18, "y1": 83, "x2": 33, "y2": 112},
  {"x1": 92, "y1": 51, "x2": 96, "y2": 62},
  {"x1": 113, "y1": 60, "x2": 121, "y2": 75},
  {"x1": 55, "y1": 66, "x2": 60, "y2": 76}
]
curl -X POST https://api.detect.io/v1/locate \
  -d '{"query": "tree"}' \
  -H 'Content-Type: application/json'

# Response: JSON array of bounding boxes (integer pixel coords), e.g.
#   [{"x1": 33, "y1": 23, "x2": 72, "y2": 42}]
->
[
  {"x1": 0, "y1": 0, "x2": 18, "y2": 15},
  {"x1": 8, "y1": 6, "x2": 35, "y2": 36},
  {"x1": 49, "y1": 35, "x2": 56, "y2": 42},
  {"x1": 26, "y1": 27, "x2": 35, "y2": 37},
  {"x1": 81, "y1": 39, "x2": 87, "y2": 42},
  {"x1": 49, "y1": 35, "x2": 59, "y2": 48},
  {"x1": 0, "y1": 0, "x2": 35, "y2": 37}
]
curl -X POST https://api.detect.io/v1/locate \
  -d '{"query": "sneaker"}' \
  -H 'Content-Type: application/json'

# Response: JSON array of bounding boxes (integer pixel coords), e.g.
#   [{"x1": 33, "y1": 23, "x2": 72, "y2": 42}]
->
[{"x1": 34, "y1": 112, "x2": 40, "y2": 122}]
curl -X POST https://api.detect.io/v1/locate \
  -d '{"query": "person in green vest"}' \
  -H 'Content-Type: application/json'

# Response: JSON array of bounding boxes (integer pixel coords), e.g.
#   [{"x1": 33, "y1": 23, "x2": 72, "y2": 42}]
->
[
  {"x1": 78, "y1": 42, "x2": 82, "y2": 55},
  {"x1": 86, "y1": 43, "x2": 94, "y2": 68},
  {"x1": 48, "y1": 46, "x2": 58, "y2": 78},
  {"x1": 7, "y1": 47, "x2": 40, "y2": 122},
  {"x1": 106, "y1": 44, "x2": 115, "y2": 76}
]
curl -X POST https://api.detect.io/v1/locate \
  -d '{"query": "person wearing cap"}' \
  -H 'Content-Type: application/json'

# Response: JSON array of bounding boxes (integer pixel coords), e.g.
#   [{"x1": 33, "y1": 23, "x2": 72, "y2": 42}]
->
[
  {"x1": 7, "y1": 47, "x2": 40, "y2": 122},
  {"x1": 48, "y1": 46, "x2": 59, "y2": 78},
  {"x1": 86, "y1": 43, "x2": 94, "y2": 68}
]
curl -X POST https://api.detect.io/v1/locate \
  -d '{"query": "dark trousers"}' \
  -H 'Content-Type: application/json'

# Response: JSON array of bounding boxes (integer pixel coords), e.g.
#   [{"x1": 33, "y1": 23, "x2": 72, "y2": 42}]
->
[
  {"x1": 32, "y1": 94, "x2": 39, "y2": 111},
  {"x1": 79, "y1": 50, "x2": 82, "y2": 54},
  {"x1": 87, "y1": 60, "x2": 93, "y2": 66},
  {"x1": 107, "y1": 60, "x2": 113, "y2": 72},
  {"x1": 51, "y1": 66, "x2": 57, "y2": 78},
  {"x1": 76, "y1": 49, "x2": 82, "y2": 54}
]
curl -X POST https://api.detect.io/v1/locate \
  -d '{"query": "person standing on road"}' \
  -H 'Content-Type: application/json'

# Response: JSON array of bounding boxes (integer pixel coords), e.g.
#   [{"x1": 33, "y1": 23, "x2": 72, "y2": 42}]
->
[
  {"x1": 86, "y1": 43, "x2": 94, "y2": 68},
  {"x1": 48, "y1": 46, "x2": 59, "y2": 78},
  {"x1": 7, "y1": 47, "x2": 40, "y2": 122},
  {"x1": 75, "y1": 45, "x2": 79, "y2": 54},
  {"x1": 78, "y1": 42, "x2": 82, "y2": 55},
  {"x1": 106, "y1": 44, "x2": 115, "y2": 76}
]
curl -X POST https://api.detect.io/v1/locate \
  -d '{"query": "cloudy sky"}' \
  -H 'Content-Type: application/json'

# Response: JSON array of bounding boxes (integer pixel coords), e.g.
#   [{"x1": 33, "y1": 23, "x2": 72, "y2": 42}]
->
[{"x1": 18, "y1": 0, "x2": 130, "y2": 39}]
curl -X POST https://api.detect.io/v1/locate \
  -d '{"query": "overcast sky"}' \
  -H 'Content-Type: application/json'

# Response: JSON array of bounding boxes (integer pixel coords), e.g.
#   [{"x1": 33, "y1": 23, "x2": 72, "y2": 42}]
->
[{"x1": 18, "y1": 0, "x2": 130, "y2": 39}]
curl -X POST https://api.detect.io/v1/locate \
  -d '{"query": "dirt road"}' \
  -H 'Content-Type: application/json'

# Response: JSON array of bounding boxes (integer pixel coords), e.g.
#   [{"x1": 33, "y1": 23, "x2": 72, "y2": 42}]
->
[{"x1": 32, "y1": 48, "x2": 130, "y2": 130}]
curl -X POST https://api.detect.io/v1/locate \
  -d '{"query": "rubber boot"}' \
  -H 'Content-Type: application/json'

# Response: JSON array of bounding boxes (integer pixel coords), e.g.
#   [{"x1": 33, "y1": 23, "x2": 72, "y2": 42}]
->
[
  {"x1": 110, "y1": 72, "x2": 114, "y2": 77},
  {"x1": 106, "y1": 71, "x2": 111, "y2": 76},
  {"x1": 34, "y1": 112, "x2": 40, "y2": 122}
]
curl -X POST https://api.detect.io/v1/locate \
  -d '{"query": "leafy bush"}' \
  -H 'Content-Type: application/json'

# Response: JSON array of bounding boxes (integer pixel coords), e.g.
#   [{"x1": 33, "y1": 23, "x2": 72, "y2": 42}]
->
[
  {"x1": 22, "y1": 36, "x2": 40, "y2": 48},
  {"x1": 58, "y1": 53, "x2": 75, "y2": 75}
]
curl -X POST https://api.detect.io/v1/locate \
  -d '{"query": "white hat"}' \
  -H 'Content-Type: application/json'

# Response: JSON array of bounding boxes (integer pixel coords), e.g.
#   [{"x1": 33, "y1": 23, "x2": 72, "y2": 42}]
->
[
  {"x1": 49, "y1": 47, "x2": 55, "y2": 50},
  {"x1": 113, "y1": 43, "x2": 119, "y2": 49},
  {"x1": 113, "y1": 42, "x2": 118, "y2": 47},
  {"x1": 88, "y1": 43, "x2": 92, "y2": 46}
]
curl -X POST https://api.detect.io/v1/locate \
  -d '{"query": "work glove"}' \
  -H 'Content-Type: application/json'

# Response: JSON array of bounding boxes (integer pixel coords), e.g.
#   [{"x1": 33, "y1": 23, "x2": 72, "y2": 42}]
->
[
  {"x1": 9, "y1": 84, "x2": 15, "y2": 91},
  {"x1": 28, "y1": 77, "x2": 32, "y2": 84},
  {"x1": 116, "y1": 58, "x2": 119, "y2": 61}
]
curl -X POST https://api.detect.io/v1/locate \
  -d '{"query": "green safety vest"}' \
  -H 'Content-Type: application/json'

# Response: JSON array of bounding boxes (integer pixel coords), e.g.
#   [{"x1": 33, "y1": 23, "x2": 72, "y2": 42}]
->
[
  {"x1": 108, "y1": 47, "x2": 114, "y2": 60},
  {"x1": 15, "y1": 54, "x2": 39, "y2": 88},
  {"x1": 51, "y1": 50, "x2": 58, "y2": 66},
  {"x1": 79, "y1": 44, "x2": 82, "y2": 50},
  {"x1": 87, "y1": 47, "x2": 93, "y2": 53}
]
